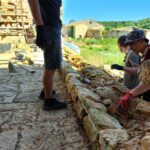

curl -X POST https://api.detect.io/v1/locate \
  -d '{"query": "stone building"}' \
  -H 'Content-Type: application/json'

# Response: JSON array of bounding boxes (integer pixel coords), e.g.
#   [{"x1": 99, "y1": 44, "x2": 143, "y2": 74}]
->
[
  {"x1": 63, "y1": 20, "x2": 105, "y2": 39},
  {"x1": 104, "y1": 27, "x2": 133, "y2": 38},
  {"x1": 104, "y1": 27, "x2": 150, "y2": 40}
]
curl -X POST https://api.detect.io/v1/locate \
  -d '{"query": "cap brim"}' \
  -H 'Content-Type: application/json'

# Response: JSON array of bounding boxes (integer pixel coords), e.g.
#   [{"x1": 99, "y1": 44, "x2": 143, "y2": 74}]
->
[
  {"x1": 125, "y1": 38, "x2": 149, "y2": 46},
  {"x1": 145, "y1": 38, "x2": 149, "y2": 43}
]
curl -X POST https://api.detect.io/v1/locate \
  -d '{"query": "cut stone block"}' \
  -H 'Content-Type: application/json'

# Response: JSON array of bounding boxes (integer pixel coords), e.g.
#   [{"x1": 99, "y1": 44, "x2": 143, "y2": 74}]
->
[{"x1": 83, "y1": 115, "x2": 98, "y2": 143}]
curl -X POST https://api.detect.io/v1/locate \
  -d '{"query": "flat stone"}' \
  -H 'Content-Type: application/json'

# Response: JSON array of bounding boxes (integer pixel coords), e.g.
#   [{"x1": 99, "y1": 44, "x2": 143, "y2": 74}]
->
[
  {"x1": 0, "y1": 69, "x2": 9, "y2": 75},
  {"x1": 0, "y1": 75, "x2": 10, "y2": 83},
  {"x1": 66, "y1": 76, "x2": 84, "y2": 93},
  {"x1": 112, "y1": 83, "x2": 128, "y2": 94},
  {"x1": 99, "y1": 129, "x2": 129, "y2": 150},
  {"x1": 20, "y1": 82, "x2": 42, "y2": 92},
  {"x1": 75, "y1": 86, "x2": 100, "y2": 103},
  {"x1": 85, "y1": 68, "x2": 105, "y2": 78},
  {"x1": 83, "y1": 115, "x2": 98, "y2": 143},
  {"x1": 0, "y1": 91, "x2": 18, "y2": 103},
  {"x1": 88, "y1": 108, "x2": 122, "y2": 129},
  {"x1": 65, "y1": 73, "x2": 81, "y2": 82},
  {"x1": 0, "y1": 130, "x2": 18, "y2": 150},
  {"x1": 0, "y1": 83, "x2": 19, "y2": 92},
  {"x1": 62, "y1": 63, "x2": 78, "y2": 78},
  {"x1": 82, "y1": 97, "x2": 107, "y2": 113},
  {"x1": 15, "y1": 91, "x2": 40, "y2": 102},
  {"x1": 136, "y1": 102, "x2": 150, "y2": 116},
  {"x1": 96, "y1": 87, "x2": 118, "y2": 101}
]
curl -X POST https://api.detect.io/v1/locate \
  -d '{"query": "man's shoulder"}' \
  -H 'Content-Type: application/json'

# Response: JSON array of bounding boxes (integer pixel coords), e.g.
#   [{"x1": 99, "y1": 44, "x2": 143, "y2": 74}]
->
[{"x1": 128, "y1": 50, "x2": 140, "y2": 59}]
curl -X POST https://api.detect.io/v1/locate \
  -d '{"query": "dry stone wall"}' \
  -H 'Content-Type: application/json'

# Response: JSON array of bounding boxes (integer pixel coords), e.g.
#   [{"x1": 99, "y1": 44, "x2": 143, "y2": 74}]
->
[{"x1": 62, "y1": 49, "x2": 150, "y2": 150}]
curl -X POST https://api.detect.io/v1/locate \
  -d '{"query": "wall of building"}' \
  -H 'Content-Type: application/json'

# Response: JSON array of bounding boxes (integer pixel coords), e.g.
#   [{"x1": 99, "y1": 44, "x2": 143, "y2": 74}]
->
[
  {"x1": 86, "y1": 30, "x2": 100, "y2": 39},
  {"x1": 63, "y1": 20, "x2": 104, "y2": 39},
  {"x1": 74, "y1": 24, "x2": 88, "y2": 38}
]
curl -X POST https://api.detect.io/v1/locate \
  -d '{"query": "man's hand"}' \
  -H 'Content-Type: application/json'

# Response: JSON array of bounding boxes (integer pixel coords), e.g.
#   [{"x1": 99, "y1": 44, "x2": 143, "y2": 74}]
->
[
  {"x1": 111, "y1": 64, "x2": 124, "y2": 70},
  {"x1": 118, "y1": 92, "x2": 134, "y2": 110},
  {"x1": 36, "y1": 25, "x2": 47, "y2": 50}
]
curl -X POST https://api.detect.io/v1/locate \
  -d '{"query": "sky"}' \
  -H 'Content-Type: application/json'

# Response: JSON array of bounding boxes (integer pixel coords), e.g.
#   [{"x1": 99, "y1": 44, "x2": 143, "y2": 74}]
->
[{"x1": 62, "y1": 0, "x2": 150, "y2": 24}]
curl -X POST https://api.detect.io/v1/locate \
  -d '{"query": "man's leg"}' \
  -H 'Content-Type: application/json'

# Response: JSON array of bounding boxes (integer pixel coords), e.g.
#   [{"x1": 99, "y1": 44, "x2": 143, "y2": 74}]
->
[
  {"x1": 43, "y1": 68, "x2": 55, "y2": 99},
  {"x1": 42, "y1": 65, "x2": 67, "y2": 111},
  {"x1": 41, "y1": 27, "x2": 67, "y2": 110}
]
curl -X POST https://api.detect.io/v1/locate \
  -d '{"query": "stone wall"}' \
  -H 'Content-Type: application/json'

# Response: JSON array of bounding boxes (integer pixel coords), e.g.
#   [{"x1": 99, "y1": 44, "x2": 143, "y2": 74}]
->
[{"x1": 62, "y1": 48, "x2": 150, "y2": 150}]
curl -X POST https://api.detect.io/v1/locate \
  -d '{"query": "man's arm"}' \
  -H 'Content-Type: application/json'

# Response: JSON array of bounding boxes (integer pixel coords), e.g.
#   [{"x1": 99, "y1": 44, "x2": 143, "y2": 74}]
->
[
  {"x1": 118, "y1": 81, "x2": 150, "y2": 110},
  {"x1": 111, "y1": 64, "x2": 139, "y2": 75},
  {"x1": 28, "y1": 0, "x2": 43, "y2": 26},
  {"x1": 123, "y1": 66, "x2": 139, "y2": 76},
  {"x1": 130, "y1": 81, "x2": 150, "y2": 96},
  {"x1": 28, "y1": 0, "x2": 47, "y2": 49}
]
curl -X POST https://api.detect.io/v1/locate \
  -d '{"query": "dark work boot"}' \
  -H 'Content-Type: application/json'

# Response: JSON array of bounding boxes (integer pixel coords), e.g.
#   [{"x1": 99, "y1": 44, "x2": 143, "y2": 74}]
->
[
  {"x1": 43, "y1": 98, "x2": 67, "y2": 110},
  {"x1": 39, "y1": 89, "x2": 56, "y2": 100}
]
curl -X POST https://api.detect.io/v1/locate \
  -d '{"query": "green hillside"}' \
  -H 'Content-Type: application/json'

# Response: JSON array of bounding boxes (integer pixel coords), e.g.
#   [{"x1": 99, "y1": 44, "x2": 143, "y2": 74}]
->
[{"x1": 98, "y1": 18, "x2": 150, "y2": 31}]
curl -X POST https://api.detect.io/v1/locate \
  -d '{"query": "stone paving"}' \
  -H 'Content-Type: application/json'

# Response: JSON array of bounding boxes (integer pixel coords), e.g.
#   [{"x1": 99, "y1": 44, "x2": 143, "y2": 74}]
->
[{"x1": 0, "y1": 63, "x2": 91, "y2": 150}]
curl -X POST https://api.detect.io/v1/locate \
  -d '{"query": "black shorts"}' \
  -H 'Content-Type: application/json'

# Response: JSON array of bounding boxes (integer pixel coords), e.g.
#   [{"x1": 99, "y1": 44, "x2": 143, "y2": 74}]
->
[{"x1": 43, "y1": 26, "x2": 62, "y2": 69}]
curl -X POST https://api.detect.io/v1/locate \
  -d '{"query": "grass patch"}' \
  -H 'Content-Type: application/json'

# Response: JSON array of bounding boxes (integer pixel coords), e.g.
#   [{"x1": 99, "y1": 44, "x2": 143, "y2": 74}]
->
[{"x1": 71, "y1": 38, "x2": 125, "y2": 66}]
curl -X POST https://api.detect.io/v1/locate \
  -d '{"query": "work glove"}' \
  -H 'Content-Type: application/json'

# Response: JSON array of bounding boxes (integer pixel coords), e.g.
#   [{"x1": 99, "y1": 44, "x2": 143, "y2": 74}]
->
[
  {"x1": 36, "y1": 25, "x2": 48, "y2": 50},
  {"x1": 111, "y1": 64, "x2": 124, "y2": 71},
  {"x1": 118, "y1": 91, "x2": 134, "y2": 110}
]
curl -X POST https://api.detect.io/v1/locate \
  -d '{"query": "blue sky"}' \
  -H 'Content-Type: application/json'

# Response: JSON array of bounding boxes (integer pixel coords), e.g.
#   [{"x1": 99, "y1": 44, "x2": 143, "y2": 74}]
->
[{"x1": 63, "y1": 0, "x2": 150, "y2": 24}]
